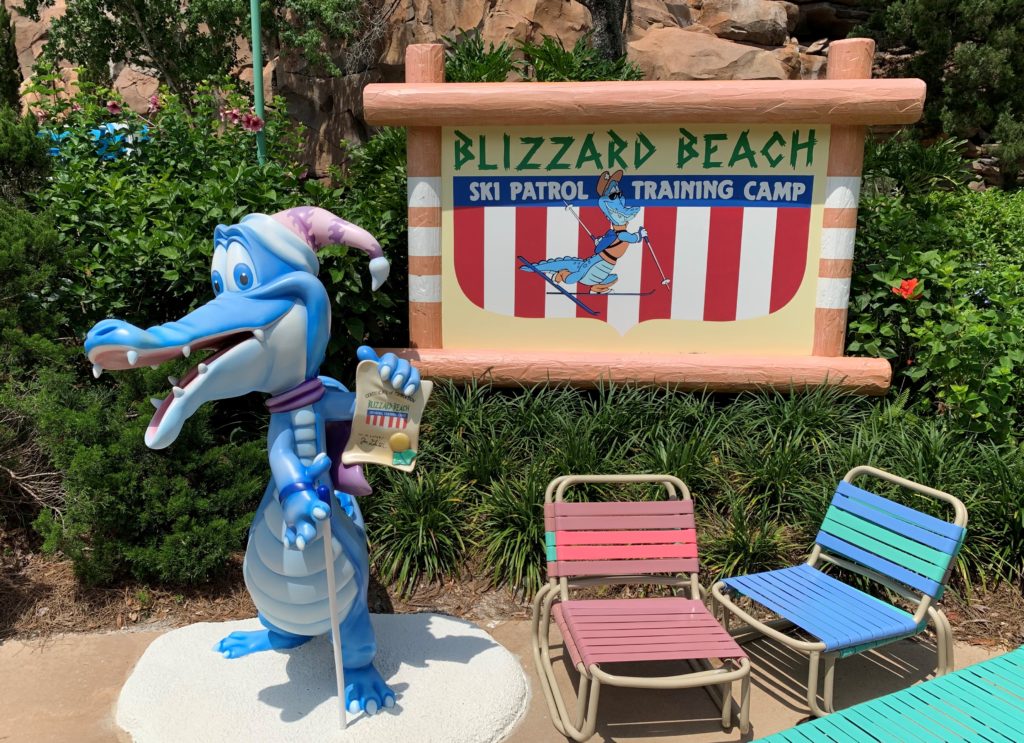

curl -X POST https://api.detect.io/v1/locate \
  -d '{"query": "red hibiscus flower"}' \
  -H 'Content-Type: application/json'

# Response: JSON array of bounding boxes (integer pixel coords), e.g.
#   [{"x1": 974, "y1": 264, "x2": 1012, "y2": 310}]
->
[
  {"x1": 892, "y1": 278, "x2": 921, "y2": 300},
  {"x1": 240, "y1": 112, "x2": 264, "y2": 133},
  {"x1": 106, "y1": 100, "x2": 123, "y2": 115}
]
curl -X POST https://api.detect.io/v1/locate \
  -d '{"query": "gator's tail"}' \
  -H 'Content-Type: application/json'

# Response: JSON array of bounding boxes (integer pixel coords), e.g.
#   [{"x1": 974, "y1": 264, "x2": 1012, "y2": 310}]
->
[{"x1": 518, "y1": 256, "x2": 585, "y2": 273}]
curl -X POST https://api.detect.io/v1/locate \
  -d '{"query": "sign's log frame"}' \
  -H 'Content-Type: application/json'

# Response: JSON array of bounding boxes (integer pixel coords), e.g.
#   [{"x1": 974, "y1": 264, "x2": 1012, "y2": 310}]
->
[
  {"x1": 378, "y1": 348, "x2": 893, "y2": 395},
  {"x1": 384, "y1": 39, "x2": 902, "y2": 392},
  {"x1": 365, "y1": 80, "x2": 923, "y2": 127}
]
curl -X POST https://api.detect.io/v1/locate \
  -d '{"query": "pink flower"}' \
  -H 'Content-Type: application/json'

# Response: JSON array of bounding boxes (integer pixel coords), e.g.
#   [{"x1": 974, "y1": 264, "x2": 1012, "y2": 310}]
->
[
  {"x1": 71, "y1": 102, "x2": 82, "y2": 113},
  {"x1": 32, "y1": 108, "x2": 47, "y2": 124},
  {"x1": 146, "y1": 95, "x2": 160, "y2": 114},
  {"x1": 106, "y1": 100, "x2": 122, "y2": 115},
  {"x1": 220, "y1": 107, "x2": 242, "y2": 125},
  {"x1": 241, "y1": 111, "x2": 264, "y2": 133}
]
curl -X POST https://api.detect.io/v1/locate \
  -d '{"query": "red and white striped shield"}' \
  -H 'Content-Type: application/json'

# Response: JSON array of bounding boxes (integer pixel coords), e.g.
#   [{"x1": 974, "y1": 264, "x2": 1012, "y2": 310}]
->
[{"x1": 453, "y1": 203, "x2": 811, "y2": 335}]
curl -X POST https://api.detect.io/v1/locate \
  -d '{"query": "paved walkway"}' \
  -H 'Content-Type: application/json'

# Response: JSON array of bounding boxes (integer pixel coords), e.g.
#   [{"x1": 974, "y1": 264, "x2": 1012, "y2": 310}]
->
[{"x1": 0, "y1": 619, "x2": 999, "y2": 743}]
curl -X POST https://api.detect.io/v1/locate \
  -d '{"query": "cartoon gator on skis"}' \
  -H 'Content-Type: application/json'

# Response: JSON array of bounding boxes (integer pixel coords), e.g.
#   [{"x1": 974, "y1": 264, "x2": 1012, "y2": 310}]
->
[
  {"x1": 84, "y1": 207, "x2": 420, "y2": 716},
  {"x1": 521, "y1": 169, "x2": 648, "y2": 294}
]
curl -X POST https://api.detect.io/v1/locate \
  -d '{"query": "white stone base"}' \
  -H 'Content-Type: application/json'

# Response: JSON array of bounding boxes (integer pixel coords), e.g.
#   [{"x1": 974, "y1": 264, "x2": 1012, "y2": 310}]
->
[{"x1": 117, "y1": 614, "x2": 529, "y2": 743}]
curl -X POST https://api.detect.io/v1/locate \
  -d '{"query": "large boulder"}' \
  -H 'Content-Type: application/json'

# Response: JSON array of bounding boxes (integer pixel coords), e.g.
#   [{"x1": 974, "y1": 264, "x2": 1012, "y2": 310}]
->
[
  {"x1": 697, "y1": 0, "x2": 797, "y2": 46},
  {"x1": 381, "y1": 0, "x2": 592, "y2": 69},
  {"x1": 629, "y1": 25, "x2": 789, "y2": 80},
  {"x1": 627, "y1": 0, "x2": 692, "y2": 40}
]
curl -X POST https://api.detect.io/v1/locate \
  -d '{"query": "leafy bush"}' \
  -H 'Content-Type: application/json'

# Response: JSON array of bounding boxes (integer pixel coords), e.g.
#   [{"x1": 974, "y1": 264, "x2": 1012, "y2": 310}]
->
[
  {"x1": 0, "y1": 4, "x2": 19, "y2": 109},
  {"x1": 368, "y1": 383, "x2": 1023, "y2": 598},
  {"x1": 857, "y1": 1, "x2": 1024, "y2": 171},
  {"x1": 363, "y1": 470, "x2": 470, "y2": 597},
  {"x1": 848, "y1": 184, "x2": 1024, "y2": 438},
  {"x1": 24, "y1": 75, "x2": 403, "y2": 371},
  {"x1": 16, "y1": 0, "x2": 374, "y2": 95},
  {"x1": 0, "y1": 105, "x2": 49, "y2": 203},
  {"x1": 442, "y1": 30, "x2": 643, "y2": 84},
  {"x1": 520, "y1": 33, "x2": 644, "y2": 82},
  {"x1": 443, "y1": 30, "x2": 518, "y2": 83},
  {"x1": 18, "y1": 366, "x2": 265, "y2": 585}
]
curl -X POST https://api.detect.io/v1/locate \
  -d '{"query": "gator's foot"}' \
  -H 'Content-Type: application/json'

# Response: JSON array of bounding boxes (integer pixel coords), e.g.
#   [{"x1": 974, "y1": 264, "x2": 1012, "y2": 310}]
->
[
  {"x1": 554, "y1": 269, "x2": 570, "y2": 283},
  {"x1": 344, "y1": 664, "x2": 396, "y2": 715},
  {"x1": 213, "y1": 628, "x2": 311, "y2": 659},
  {"x1": 591, "y1": 277, "x2": 619, "y2": 294}
]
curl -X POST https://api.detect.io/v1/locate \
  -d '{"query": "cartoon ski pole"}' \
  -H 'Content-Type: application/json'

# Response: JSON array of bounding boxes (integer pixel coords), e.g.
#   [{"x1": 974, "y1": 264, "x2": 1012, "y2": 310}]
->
[
  {"x1": 641, "y1": 230, "x2": 671, "y2": 289},
  {"x1": 317, "y1": 482, "x2": 347, "y2": 730},
  {"x1": 563, "y1": 199, "x2": 597, "y2": 242}
]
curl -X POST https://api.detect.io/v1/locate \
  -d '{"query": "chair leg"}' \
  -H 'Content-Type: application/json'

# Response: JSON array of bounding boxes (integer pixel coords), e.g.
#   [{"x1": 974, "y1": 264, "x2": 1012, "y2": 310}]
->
[
  {"x1": 822, "y1": 654, "x2": 837, "y2": 714},
  {"x1": 575, "y1": 674, "x2": 591, "y2": 729},
  {"x1": 927, "y1": 605, "x2": 955, "y2": 676},
  {"x1": 806, "y1": 650, "x2": 833, "y2": 718},
  {"x1": 739, "y1": 669, "x2": 751, "y2": 734},
  {"x1": 719, "y1": 681, "x2": 732, "y2": 729}
]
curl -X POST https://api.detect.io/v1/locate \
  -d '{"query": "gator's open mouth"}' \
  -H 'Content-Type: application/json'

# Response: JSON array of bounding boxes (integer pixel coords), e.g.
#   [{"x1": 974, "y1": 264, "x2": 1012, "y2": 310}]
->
[{"x1": 145, "y1": 330, "x2": 262, "y2": 434}]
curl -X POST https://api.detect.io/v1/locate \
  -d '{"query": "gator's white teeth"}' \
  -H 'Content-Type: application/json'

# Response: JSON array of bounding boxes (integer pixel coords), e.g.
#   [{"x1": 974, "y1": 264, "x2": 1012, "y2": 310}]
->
[
  {"x1": 197, "y1": 363, "x2": 209, "y2": 375},
  {"x1": 150, "y1": 397, "x2": 163, "y2": 409},
  {"x1": 182, "y1": 345, "x2": 191, "y2": 358},
  {"x1": 172, "y1": 386, "x2": 185, "y2": 398},
  {"x1": 167, "y1": 376, "x2": 179, "y2": 386},
  {"x1": 92, "y1": 363, "x2": 103, "y2": 379},
  {"x1": 253, "y1": 329, "x2": 265, "y2": 342},
  {"x1": 127, "y1": 350, "x2": 139, "y2": 366}
]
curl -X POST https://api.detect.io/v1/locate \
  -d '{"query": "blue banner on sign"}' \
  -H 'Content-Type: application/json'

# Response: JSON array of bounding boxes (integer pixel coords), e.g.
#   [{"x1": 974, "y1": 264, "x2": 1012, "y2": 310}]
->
[{"x1": 452, "y1": 174, "x2": 814, "y2": 208}]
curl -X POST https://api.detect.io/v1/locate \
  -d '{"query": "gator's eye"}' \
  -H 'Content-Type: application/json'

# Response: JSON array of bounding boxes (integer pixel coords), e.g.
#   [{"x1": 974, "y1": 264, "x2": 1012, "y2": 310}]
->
[
  {"x1": 233, "y1": 263, "x2": 254, "y2": 291},
  {"x1": 225, "y1": 242, "x2": 258, "y2": 292},
  {"x1": 211, "y1": 270, "x2": 224, "y2": 296}
]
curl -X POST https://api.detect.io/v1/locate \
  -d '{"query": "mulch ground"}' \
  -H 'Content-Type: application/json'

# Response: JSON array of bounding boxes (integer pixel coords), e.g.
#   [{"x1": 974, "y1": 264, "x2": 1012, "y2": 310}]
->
[{"x1": 2, "y1": 524, "x2": 1021, "y2": 649}]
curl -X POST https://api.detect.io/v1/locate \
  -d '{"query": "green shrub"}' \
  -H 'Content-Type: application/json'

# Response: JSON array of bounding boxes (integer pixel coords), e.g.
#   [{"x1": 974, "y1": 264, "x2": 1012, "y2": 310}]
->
[
  {"x1": 6, "y1": 366, "x2": 266, "y2": 585},
  {"x1": 363, "y1": 470, "x2": 470, "y2": 597},
  {"x1": 363, "y1": 383, "x2": 1023, "y2": 597},
  {"x1": 848, "y1": 187, "x2": 1024, "y2": 438},
  {"x1": 857, "y1": 1, "x2": 1024, "y2": 172},
  {"x1": 0, "y1": 4, "x2": 19, "y2": 109},
  {"x1": 24, "y1": 76, "x2": 403, "y2": 372},
  {"x1": 520, "y1": 33, "x2": 644, "y2": 82},
  {"x1": 443, "y1": 30, "x2": 518, "y2": 83},
  {"x1": 0, "y1": 105, "x2": 49, "y2": 203}
]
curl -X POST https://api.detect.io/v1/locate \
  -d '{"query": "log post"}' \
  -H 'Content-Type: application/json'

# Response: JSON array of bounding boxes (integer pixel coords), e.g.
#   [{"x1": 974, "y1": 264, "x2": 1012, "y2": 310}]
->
[
  {"x1": 404, "y1": 44, "x2": 444, "y2": 349},
  {"x1": 814, "y1": 38, "x2": 875, "y2": 356}
]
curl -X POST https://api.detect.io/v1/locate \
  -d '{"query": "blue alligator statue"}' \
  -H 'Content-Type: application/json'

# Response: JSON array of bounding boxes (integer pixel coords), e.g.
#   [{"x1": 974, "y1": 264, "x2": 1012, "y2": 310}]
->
[
  {"x1": 521, "y1": 169, "x2": 645, "y2": 293},
  {"x1": 84, "y1": 206, "x2": 420, "y2": 715}
]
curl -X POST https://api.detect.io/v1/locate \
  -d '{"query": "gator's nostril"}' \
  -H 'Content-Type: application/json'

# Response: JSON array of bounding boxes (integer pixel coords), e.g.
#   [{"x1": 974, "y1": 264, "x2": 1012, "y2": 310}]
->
[{"x1": 94, "y1": 326, "x2": 119, "y2": 336}]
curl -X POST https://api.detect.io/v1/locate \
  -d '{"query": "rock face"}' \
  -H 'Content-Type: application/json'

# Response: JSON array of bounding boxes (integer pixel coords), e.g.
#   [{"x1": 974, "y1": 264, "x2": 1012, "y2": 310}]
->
[
  {"x1": 698, "y1": 0, "x2": 796, "y2": 46},
  {"x1": 6, "y1": 0, "x2": 847, "y2": 172},
  {"x1": 629, "y1": 26, "x2": 789, "y2": 80}
]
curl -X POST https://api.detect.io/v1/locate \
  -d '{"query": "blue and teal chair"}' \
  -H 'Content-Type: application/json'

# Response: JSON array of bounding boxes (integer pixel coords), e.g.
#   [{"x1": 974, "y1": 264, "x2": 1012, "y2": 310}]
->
[{"x1": 712, "y1": 465, "x2": 968, "y2": 718}]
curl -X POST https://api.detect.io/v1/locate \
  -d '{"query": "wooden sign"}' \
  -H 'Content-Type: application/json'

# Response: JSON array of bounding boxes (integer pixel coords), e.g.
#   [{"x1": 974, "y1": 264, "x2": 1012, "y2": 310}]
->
[{"x1": 363, "y1": 40, "x2": 925, "y2": 393}]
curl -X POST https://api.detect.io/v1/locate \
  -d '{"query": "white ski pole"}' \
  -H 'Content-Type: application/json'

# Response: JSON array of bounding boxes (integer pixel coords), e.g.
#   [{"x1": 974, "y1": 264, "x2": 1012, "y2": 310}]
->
[
  {"x1": 642, "y1": 235, "x2": 671, "y2": 289},
  {"x1": 319, "y1": 484, "x2": 347, "y2": 730}
]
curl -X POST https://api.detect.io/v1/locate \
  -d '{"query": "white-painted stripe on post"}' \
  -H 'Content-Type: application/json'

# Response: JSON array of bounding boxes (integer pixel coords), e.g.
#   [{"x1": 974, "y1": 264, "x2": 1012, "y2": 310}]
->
[
  {"x1": 545, "y1": 206, "x2": 581, "y2": 319},
  {"x1": 820, "y1": 227, "x2": 856, "y2": 260},
  {"x1": 606, "y1": 209, "x2": 643, "y2": 335},
  {"x1": 408, "y1": 274, "x2": 441, "y2": 302},
  {"x1": 483, "y1": 207, "x2": 516, "y2": 316},
  {"x1": 672, "y1": 207, "x2": 710, "y2": 321},
  {"x1": 824, "y1": 176, "x2": 861, "y2": 210},
  {"x1": 407, "y1": 176, "x2": 441, "y2": 208},
  {"x1": 815, "y1": 277, "x2": 852, "y2": 309},
  {"x1": 735, "y1": 207, "x2": 777, "y2": 320},
  {"x1": 408, "y1": 226, "x2": 441, "y2": 257}
]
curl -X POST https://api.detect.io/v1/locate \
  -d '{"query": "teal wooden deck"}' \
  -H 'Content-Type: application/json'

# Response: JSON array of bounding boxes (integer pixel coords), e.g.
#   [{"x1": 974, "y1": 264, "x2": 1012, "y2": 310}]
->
[{"x1": 756, "y1": 647, "x2": 1024, "y2": 742}]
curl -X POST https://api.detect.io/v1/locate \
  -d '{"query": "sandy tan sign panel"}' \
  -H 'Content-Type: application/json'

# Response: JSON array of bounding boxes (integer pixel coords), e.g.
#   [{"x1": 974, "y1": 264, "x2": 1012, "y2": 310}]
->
[
  {"x1": 362, "y1": 40, "x2": 914, "y2": 392},
  {"x1": 442, "y1": 124, "x2": 830, "y2": 354}
]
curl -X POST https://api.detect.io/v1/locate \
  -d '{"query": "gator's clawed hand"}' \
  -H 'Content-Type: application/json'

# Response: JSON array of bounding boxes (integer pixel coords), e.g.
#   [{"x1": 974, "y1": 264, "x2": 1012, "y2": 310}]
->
[
  {"x1": 281, "y1": 453, "x2": 331, "y2": 551},
  {"x1": 356, "y1": 345, "x2": 422, "y2": 397}
]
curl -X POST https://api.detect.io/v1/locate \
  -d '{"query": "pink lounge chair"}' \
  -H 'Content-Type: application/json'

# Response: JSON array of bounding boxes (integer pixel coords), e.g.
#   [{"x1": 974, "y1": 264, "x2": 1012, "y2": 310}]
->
[{"x1": 531, "y1": 474, "x2": 750, "y2": 741}]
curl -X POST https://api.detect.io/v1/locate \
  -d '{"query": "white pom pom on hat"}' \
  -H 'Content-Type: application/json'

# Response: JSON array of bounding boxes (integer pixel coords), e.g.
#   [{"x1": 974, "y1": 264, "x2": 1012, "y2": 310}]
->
[{"x1": 239, "y1": 207, "x2": 389, "y2": 291}]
